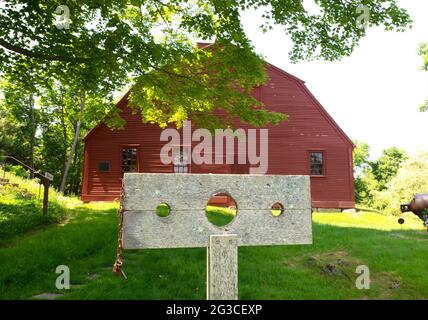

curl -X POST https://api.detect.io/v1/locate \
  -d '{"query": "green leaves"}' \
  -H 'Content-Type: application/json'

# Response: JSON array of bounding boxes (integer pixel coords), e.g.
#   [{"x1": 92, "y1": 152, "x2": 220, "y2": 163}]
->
[
  {"x1": 372, "y1": 152, "x2": 428, "y2": 215},
  {"x1": 129, "y1": 42, "x2": 288, "y2": 129},
  {"x1": 372, "y1": 147, "x2": 408, "y2": 191},
  {"x1": 418, "y1": 43, "x2": 428, "y2": 112},
  {"x1": 0, "y1": 0, "x2": 412, "y2": 128},
  {"x1": 353, "y1": 143, "x2": 409, "y2": 205},
  {"x1": 261, "y1": 0, "x2": 412, "y2": 62},
  {"x1": 419, "y1": 99, "x2": 428, "y2": 113},
  {"x1": 353, "y1": 140, "x2": 370, "y2": 174}
]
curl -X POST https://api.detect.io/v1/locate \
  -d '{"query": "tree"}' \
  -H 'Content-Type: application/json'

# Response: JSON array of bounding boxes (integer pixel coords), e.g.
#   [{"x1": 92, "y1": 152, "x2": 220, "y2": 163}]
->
[
  {"x1": 38, "y1": 84, "x2": 70, "y2": 188},
  {"x1": 0, "y1": 1, "x2": 413, "y2": 194},
  {"x1": 0, "y1": 101, "x2": 24, "y2": 159},
  {"x1": 354, "y1": 169, "x2": 379, "y2": 205},
  {"x1": 0, "y1": 77, "x2": 41, "y2": 176},
  {"x1": 352, "y1": 140, "x2": 378, "y2": 204},
  {"x1": 372, "y1": 147, "x2": 408, "y2": 190},
  {"x1": 352, "y1": 142, "x2": 407, "y2": 205},
  {"x1": 59, "y1": 92, "x2": 84, "y2": 192},
  {"x1": 0, "y1": 0, "x2": 412, "y2": 129},
  {"x1": 39, "y1": 82, "x2": 114, "y2": 194},
  {"x1": 353, "y1": 140, "x2": 370, "y2": 175},
  {"x1": 372, "y1": 152, "x2": 428, "y2": 215},
  {"x1": 418, "y1": 43, "x2": 428, "y2": 112}
]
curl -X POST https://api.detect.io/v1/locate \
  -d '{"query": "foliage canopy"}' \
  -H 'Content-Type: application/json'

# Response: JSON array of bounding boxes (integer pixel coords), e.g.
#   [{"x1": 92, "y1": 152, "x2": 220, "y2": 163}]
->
[
  {"x1": 418, "y1": 43, "x2": 428, "y2": 112},
  {"x1": 372, "y1": 152, "x2": 428, "y2": 215},
  {"x1": 0, "y1": 0, "x2": 412, "y2": 128}
]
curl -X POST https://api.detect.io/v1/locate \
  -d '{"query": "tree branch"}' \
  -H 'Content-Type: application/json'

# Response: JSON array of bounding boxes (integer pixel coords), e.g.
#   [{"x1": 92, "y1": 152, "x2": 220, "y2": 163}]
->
[{"x1": 0, "y1": 38, "x2": 85, "y2": 63}]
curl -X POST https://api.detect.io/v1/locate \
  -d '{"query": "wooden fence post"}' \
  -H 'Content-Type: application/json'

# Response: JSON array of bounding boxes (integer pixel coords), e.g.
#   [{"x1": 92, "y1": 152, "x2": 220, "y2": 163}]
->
[
  {"x1": 43, "y1": 177, "x2": 49, "y2": 216},
  {"x1": 43, "y1": 172, "x2": 54, "y2": 216}
]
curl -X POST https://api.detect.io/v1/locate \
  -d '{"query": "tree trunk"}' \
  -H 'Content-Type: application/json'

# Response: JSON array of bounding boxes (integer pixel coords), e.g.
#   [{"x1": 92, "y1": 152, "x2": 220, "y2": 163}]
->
[
  {"x1": 59, "y1": 88, "x2": 68, "y2": 184},
  {"x1": 59, "y1": 92, "x2": 85, "y2": 193},
  {"x1": 28, "y1": 94, "x2": 35, "y2": 179},
  {"x1": 69, "y1": 137, "x2": 81, "y2": 195}
]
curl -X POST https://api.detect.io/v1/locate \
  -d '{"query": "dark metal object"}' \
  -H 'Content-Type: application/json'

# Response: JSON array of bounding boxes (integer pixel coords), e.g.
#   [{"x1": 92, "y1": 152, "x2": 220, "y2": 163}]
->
[
  {"x1": 401, "y1": 194, "x2": 428, "y2": 227},
  {"x1": 401, "y1": 194, "x2": 428, "y2": 216},
  {"x1": 42, "y1": 178, "x2": 50, "y2": 216}
]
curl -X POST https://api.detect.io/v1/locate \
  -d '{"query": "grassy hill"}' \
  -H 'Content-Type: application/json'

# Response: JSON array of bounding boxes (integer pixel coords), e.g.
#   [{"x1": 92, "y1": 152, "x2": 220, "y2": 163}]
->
[
  {"x1": 0, "y1": 172, "x2": 77, "y2": 242},
  {"x1": 0, "y1": 172, "x2": 427, "y2": 300}
]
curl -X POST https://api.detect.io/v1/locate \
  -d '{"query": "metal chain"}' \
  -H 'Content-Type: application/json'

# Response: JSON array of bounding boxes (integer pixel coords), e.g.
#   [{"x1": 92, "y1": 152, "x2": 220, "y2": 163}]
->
[{"x1": 112, "y1": 184, "x2": 127, "y2": 279}]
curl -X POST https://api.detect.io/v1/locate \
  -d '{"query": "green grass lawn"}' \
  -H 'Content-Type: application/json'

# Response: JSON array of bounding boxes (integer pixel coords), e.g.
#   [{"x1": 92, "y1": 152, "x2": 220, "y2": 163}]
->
[
  {"x1": 1, "y1": 175, "x2": 428, "y2": 300},
  {"x1": 0, "y1": 172, "x2": 74, "y2": 244},
  {"x1": 205, "y1": 205, "x2": 236, "y2": 226}
]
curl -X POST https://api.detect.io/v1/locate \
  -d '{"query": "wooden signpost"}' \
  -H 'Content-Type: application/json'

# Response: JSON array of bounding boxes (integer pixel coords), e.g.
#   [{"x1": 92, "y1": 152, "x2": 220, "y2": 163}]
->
[{"x1": 43, "y1": 172, "x2": 54, "y2": 216}]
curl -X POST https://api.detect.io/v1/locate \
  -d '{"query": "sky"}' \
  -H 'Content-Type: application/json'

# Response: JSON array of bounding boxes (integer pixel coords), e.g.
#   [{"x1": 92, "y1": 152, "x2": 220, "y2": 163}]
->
[{"x1": 241, "y1": 0, "x2": 428, "y2": 159}]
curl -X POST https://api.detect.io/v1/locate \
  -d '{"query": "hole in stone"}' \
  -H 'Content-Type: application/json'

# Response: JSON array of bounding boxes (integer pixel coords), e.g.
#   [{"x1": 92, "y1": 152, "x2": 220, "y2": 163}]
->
[
  {"x1": 271, "y1": 202, "x2": 284, "y2": 217},
  {"x1": 156, "y1": 203, "x2": 171, "y2": 217},
  {"x1": 205, "y1": 193, "x2": 237, "y2": 227}
]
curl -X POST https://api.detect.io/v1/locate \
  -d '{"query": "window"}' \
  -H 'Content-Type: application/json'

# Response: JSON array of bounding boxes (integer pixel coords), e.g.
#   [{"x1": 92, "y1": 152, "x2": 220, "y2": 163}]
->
[
  {"x1": 122, "y1": 148, "x2": 138, "y2": 174},
  {"x1": 98, "y1": 161, "x2": 110, "y2": 172},
  {"x1": 310, "y1": 152, "x2": 324, "y2": 176},
  {"x1": 173, "y1": 146, "x2": 190, "y2": 173}
]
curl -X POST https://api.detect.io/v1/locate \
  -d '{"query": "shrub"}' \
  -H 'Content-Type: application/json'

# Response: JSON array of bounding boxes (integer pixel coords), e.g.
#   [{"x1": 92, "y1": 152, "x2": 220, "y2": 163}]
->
[
  {"x1": 0, "y1": 171, "x2": 75, "y2": 240},
  {"x1": 4, "y1": 164, "x2": 29, "y2": 179},
  {"x1": 372, "y1": 152, "x2": 428, "y2": 215},
  {"x1": 355, "y1": 169, "x2": 379, "y2": 205}
]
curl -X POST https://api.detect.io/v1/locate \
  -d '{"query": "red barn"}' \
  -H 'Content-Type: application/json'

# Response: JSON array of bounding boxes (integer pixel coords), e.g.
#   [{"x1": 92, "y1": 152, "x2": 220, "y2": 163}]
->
[{"x1": 81, "y1": 62, "x2": 355, "y2": 209}]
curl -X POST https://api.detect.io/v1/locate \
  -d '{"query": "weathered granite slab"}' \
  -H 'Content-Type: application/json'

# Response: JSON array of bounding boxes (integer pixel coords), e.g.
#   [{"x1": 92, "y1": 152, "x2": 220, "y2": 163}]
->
[
  {"x1": 207, "y1": 234, "x2": 238, "y2": 300},
  {"x1": 122, "y1": 173, "x2": 312, "y2": 249}
]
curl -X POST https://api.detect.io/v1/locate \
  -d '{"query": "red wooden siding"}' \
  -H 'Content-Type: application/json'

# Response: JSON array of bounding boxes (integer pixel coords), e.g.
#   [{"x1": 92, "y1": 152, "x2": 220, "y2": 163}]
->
[{"x1": 81, "y1": 64, "x2": 355, "y2": 209}]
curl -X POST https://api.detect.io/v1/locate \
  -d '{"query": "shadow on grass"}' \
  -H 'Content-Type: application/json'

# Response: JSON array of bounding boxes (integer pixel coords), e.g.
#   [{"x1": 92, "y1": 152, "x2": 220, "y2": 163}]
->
[
  {"x1": 355, "y1": 207, "x2": 385, "y2": 214},
  {"x1": 1, "y1": 208, "x2": 428, "y2": 300}
]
